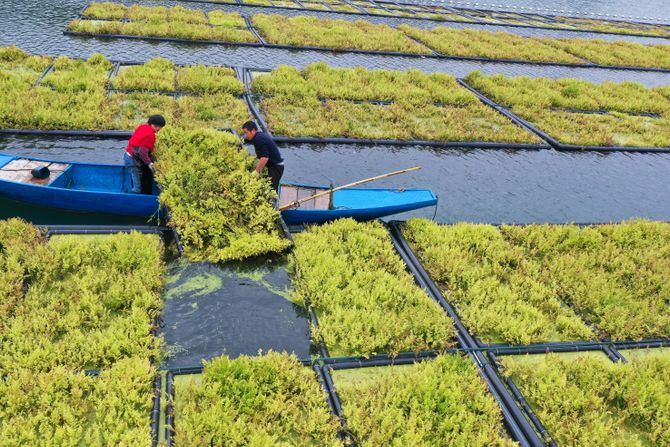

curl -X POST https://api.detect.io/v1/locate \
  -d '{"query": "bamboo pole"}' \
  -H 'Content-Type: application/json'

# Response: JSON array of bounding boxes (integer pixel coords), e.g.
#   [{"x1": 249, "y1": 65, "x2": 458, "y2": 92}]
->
[{"x1": 278, "y1": 166, "x2": 422, "y2": 211}]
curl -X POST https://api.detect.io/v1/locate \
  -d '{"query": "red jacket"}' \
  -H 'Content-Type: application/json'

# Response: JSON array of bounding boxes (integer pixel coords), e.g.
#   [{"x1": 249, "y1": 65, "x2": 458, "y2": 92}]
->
[{"x1": 126, "y1": 124, "x2": 156, "y2": 165}]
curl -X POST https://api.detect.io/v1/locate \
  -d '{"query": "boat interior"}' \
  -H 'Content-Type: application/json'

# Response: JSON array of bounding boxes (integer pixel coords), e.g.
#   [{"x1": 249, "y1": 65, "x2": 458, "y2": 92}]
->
[{"x1": 279, "y1": 185, "x2": 332, "y2": 210}]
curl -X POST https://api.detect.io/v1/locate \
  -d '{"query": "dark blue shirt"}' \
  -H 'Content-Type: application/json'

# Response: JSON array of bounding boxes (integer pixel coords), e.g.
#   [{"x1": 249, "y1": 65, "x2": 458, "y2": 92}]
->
[{"x1": 251, "y1": 131, "x2": 283, "y2": 166}]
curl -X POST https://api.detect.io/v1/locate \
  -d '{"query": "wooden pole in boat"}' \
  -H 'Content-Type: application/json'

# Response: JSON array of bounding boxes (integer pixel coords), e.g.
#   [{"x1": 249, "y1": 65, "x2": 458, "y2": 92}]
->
[{"x1": 278, "y1": 166, "x2": 422, "y2": 211}]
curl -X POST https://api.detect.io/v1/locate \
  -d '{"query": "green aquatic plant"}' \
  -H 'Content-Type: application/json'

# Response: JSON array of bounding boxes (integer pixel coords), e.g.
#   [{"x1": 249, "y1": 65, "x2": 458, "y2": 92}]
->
[
  {"x1": 208, "y1": 10, "x2": 247, "y2": 28},
  {"x1": 41, "y1": 53, "x2": 112, "y2": 93},
  {"x1": 176, "y1": 64, "x2": 244, "y2": 95},
  {"x1": 542, "y1": 37, "x2": 670, "y2": 69},
  {"x1": 173, "y1": 352, "x2": 342, "y2": 446},
  {"x1": 252, "y1": 14, "x2": 432, "y2": 54},
  {"x1": 290, "y1": 219, "x2": 456, "y2": 357},
  {"x1": 334, "y1": 355, "x2": 518, "y2": 446},
  {"x1": 104, "y1": 92, "x2": 176, "y2": 130},
  {"x1": 81, "y1": 1, "x2": 127, "y2": 20},
  {"x1": 402, "y1": 219, "x2": 595, "y2": 345},
  {"x1": 111, "y1": 58, "x2": 176, "y2": 92},
  {"x1": 503, "y1": 353, "x2": 670, "y2": 446},
  {"x1": 165, "y1": 271, "x2": 224, "y2": 300},
  {"x1": 399, "y1": 25, "x2": 583, "y2": 64},
  {"x1": 154, "y1": 128, "x2": 291, "y2": 263},
  {"x1": 176, "y1": 93, "x2": 250, "y2": 130}
]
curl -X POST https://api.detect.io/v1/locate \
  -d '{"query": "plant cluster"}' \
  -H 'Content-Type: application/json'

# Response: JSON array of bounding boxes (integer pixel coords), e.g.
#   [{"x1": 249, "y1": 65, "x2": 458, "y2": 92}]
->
[
  {"x1": 541, "y1": 37, "x2": 670, "y2": 69},
  {"x1": 402, "y1": 219, "x2": 594, "y2": 345},
  {"x1": 503, "y1": 353, "x2": 670, "y2": 446},
  {"x1": 465, "y1": 71, "x2": 670, "y2": 147},
  {"x1": 252, "y1": 63, "x2": 538, "y2": 143},
  {"x1": 399, "y1": 26, "x2": 583, "y2": 64},
  {"x1": 173, "y1": 352, "x2": 342, "y2": 446},
  {"x1": 0, "y1": 48, "x2": 249, "y2": 131},
  {"x1": 554, "y1": 16, "x2": 670, "y2": 38},
  {"x1": 404, "y1": 218, "x2": 670, "y2": 343},
  {"x1": 72, "y1": 3, "x2": 257, "y2": 43},
  {"x1": 154, "y1": 127, "x2": 291, "y2": 263},
  {"x1": 334, "y1": 355, "x2": 518, "y2": 446},
  {"x1": 0, "y1": 219, "x2": 163, "y2": 446},
  {"x1": 252, "y1": 14, "x2": 432, "y2": 53},
  {"x1": 290, "y1": 219, "x2": 456, "y2": 357}
]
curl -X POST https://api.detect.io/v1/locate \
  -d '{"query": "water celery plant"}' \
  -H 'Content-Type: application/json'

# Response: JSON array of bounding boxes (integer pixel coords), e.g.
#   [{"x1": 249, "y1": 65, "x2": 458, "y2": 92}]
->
[
  {"x1": 251, "y1": 63, "x2": 538, "y2": 143},
  {"x1": 111, "y1": 58, "x2": 176, "y2": 92},
  {"x1": 503, "y1": 353, "x2": 670, "y2": 446},
  {"x1": 402, "y1": 219, "x2": 595, "y2": 345},
  {"x1": 290, "y1": 219, "x2": 456, "y2": 357},
  {"x1": 154, "y1": 128, "x2": 291, "y2": 263},
  {"x1": 465, "y1": 71, "x2": 670, "y2": 147},
  {"x1": 404, "y1": 218, "x2": 670, "y2": 343},
  {"x1": 173, "y1": 352, "x2": 342, "y2": 446},
  {"x1": 252, "y1": 14, "x2": 432, "y2": 53},
  {"x1": 176, "y1": 65, "x2": 244, "y2": 95},
  {"x1": 333, "y1": 355, "x2": 518, "y2": 446}
]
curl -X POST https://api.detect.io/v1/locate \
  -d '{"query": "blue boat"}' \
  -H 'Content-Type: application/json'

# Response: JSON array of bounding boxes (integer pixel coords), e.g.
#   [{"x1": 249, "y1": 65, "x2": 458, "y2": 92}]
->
[
  {"x1": 278, "y1": 183, "x2": 438, "y2": 225},
  {"x1": 0, "y1": 154, "x2": 162, "y2": 217}
]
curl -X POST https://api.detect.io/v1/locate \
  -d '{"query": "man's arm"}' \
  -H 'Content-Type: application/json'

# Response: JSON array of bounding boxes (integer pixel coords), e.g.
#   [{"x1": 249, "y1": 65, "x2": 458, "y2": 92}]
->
[
  {"x1": 137, "y1": 146, "x2": 153, "y2": 166},
  {"x1": 256, "y1": 157, "x2": 269, "y2": 173}
]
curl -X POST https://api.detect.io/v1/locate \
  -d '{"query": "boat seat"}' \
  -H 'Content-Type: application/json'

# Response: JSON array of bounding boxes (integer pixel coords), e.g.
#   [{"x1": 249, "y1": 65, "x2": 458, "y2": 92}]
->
[
  {"x1": 0, "y1": 159, "x2": 69, "y2": 186},
  {"x1": 279, "y1": 185, "x2": 330, "y2": 210}
]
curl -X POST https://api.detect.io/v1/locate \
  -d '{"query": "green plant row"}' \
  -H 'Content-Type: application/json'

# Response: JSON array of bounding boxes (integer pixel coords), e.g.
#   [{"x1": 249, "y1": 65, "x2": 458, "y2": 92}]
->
[
  {"x1": 74, "y1": 3, "x2": 257, "y2": 42},
  {"x1": 173, "y1": 352, "x2": 342, "y2": 446},
  {"x1": 465, "y1": 71, "x2": 670, "y2": 147},
  {"x1": 290, "y1": 219, "x2": 456, "y2": 357},
  {"x1": 252, "y1": 63, "x2": 539, "y2": 143},
  {"x1": 127, "y1": 0, "x2": 670, "y2": 38},
  {"x1": 68, "y1": 5, "x2": 670, "y2": 70},
  {"x1": 154, "y1": 128, "x2": 291, "y2": 263},
  {"x1": 403, "y1": 219, "x2": 670, "y2": 344},
  {"x1": 0, "y1": 48, "x2": 249, "y2": 131},
  {"x1": 503, "y1": 353, "x2": 670, "y2": 446},
  {"x1": 333, "y1": 354, "x2": 518, "y2": 446}
]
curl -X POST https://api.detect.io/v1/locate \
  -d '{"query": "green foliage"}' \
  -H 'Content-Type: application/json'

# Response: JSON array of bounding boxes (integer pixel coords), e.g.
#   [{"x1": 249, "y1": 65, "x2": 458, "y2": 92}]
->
[
  {"x1": 111, "y1": 58, "x2": 176, "y2": 92},
  {"x1": 402, "y1": 219, "x2": 595, "y2": 345},
  {"x1": 0, "y1": 223, "x2": 162, "y2": 446},
  {"x1": 176, "y1": 65, "x2": 244, "y2": 94},
  {"x1": 68, "y1": 4, "x2": 257, "y2": 43},
  {"x1": 465, "y1": 71, "x2": 670, "y2": 147},
  {"x1": 399, "y1": 25, "x2": 583, "y2": 63},
  {"x1": 82, "y1": 1, "x2": 127, "y2": 20},
  {"x1": 404, "y1": 218, "x2": 670, "y2": 343},
  {"x1": 176, "y1": 93, "x2": 250, "y2": 130},
  {"x1": 174, "y1": 352, "x2": 342, "y2": 446},
  {"x1": 154, "y1": 128, "x2": 291, "y2": 262},
  {"x1": 104, "y1": 92, "x2": 176, "y2": 130},
  {"x1": 542, "y1": 37, "x2": 670, "y2": 69},
  {"x1": 334, "y1": 355, "x2": 518, "y2": 446},
  {"x1": 0, "y1": 46, "x2": 51, "y2": 86},
  {"x1": 0, "y1": 357, "x2": 155, "y2": 446},
  {"x1": 41, "y1": 53, "x2": 112, "y2": 93},
  {"x1": 252, "y1": 14, "x2": 432, "y2": 54},
  {"x1": 504, "y1": 353, "x2": 670, "y2": 446},
  {"x1": 252, "y1": 63, "x2": 538, "y2": 143},
  {"x1": 290, "y1": 219, "x2": 456, "y2": 357},
  {"x1": 0, "y1": 232, "x2": 165, "y2": 372}
]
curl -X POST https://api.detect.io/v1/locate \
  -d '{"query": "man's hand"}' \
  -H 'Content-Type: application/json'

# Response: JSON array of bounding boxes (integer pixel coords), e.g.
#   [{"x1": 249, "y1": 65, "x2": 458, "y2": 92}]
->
[
  {"x1": 148, "y1": 163, "x2": 155, "y2": 172},
  {"x1": 251, "y1": 170, "x2": 260, "y2": 177}
]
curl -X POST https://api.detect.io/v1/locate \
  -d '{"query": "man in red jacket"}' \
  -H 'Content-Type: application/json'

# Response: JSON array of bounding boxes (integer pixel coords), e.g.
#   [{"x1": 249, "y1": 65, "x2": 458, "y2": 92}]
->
[{"x1": 124, "y1": 115, "x2": 166, "y2": 194}]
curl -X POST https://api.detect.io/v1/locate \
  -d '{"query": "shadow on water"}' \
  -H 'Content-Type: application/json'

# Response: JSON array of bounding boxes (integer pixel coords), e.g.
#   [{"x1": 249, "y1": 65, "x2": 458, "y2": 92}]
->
[{"x1": 160, "y1": 254, "x2": 313, "y2": 369}]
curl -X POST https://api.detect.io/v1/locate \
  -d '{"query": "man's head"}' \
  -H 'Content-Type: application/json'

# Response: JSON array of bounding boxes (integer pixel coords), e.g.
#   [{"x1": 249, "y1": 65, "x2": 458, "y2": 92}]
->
[
  {"x1": 242, "y1": 121, "x2": 258, "y2": 140},
  {"x1": 148, "y1": 114, "x2": 166, "y2": 132}
]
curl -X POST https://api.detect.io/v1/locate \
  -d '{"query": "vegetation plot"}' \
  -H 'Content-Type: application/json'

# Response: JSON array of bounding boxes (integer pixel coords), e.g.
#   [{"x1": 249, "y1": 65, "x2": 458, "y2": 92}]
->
[
  {"x1": 173, "y1": 352, "x2": 342, "y2": 446},
  {"x1": 465, "y1": 71, "x2": 670, "y2": 147},
  {"x1": 155, "y1": 128, "x2": 291, "y2": 263},
  {"x1": 333, "y1": 355, "x2": 518, "y2": 446},
  {"x1": 290, "y1": 219, "x2": 455, "y2": 357},
  {"x1": 504, "y1": 353, "x2": 670, "y2": 446},
  {"x1": 403, "y1": 218, "x2": 670, "y2": 343},
  {"x1": 0, "y1": 219, "x2": 163, "y2": 446},
  {"x1": 252, "y1": 63, "x2": 538, "y2": 143}
]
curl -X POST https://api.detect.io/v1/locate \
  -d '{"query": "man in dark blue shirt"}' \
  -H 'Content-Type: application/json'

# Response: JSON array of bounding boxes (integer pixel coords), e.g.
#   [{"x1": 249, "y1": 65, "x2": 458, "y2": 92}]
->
[{"x1": 242, "y1": 121, "x2": 284, "y2": 193}]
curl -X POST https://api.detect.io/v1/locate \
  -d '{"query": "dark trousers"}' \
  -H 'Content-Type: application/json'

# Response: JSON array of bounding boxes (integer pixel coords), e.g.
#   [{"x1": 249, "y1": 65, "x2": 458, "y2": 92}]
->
[
  {"x1": 267, "y1": 164, "x2": 284, "y2": 193},
  {"x1": 140, "y1": 163, "x2": 154, "y2": 195}
]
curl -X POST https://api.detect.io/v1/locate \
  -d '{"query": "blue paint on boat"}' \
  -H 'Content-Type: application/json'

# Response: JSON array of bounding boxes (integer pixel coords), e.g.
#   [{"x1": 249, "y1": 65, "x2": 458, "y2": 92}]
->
[
  {"x1": 279, "y1": 183, "x2": 438, "y2": 225},
  {"x1": 0, "y1": 154, "x2": 162, "y2": 218}
]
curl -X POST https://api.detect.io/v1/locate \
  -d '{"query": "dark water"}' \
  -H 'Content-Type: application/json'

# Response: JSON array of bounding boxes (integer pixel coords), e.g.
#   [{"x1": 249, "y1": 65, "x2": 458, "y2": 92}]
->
[{"x1": 160, "y1": 257, "x2": 312, "y2": 369}]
